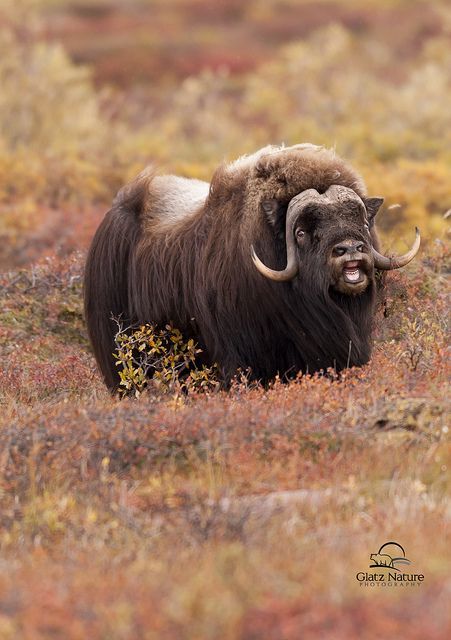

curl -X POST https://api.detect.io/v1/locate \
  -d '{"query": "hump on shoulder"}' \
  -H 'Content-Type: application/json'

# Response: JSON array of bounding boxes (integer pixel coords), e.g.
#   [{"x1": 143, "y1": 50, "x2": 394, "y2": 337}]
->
[
  {"x1": 208, "y1": 143, "x2": 325, "y2": 201},
  {"x1": 228, "y1": 143, "x2": 365, "y2": 198},
  {"x1": 226, "y1": 143, "x2": 322, "y2": 173}
]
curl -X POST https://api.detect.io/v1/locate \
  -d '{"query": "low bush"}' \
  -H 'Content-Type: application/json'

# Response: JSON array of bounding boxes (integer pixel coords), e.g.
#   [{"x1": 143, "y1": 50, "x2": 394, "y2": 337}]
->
[{"x1": 113, "y1": 321, "x2": 220, "y2": 398}]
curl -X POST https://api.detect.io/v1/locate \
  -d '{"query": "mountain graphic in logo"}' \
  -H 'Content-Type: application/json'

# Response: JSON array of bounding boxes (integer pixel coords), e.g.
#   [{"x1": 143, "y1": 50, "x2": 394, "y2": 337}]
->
[{"x1": 369, "y1": 541, "x2": 412, "y2": 572}]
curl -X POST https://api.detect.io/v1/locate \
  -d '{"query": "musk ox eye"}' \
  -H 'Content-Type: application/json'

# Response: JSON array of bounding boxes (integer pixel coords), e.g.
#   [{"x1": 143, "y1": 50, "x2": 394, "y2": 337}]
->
[{"x1": 295, "y1": 228, "x2": 305, "y2": 241}]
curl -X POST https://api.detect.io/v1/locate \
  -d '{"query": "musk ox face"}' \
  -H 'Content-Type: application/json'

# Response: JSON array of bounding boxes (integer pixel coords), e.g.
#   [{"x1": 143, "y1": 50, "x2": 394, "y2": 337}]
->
[
  {"x1": 289, "y1": 185, "x2": 376, "y2": 296},
  {"x1": 252, "y1": 183, "x2": 420, "y2": 291}
]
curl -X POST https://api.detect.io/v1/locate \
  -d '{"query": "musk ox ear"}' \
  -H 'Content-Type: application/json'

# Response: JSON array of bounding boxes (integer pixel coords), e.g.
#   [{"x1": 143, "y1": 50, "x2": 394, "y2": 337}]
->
[
  {"x1": 364, "y1": 197, "x2": 384, "y2": 224},
  {"x1": 261, "y1": 199, "x2": 279, "y2": 225},
  {"x1": 261, "y1": 199, "x2": 288, "y2": 238}
]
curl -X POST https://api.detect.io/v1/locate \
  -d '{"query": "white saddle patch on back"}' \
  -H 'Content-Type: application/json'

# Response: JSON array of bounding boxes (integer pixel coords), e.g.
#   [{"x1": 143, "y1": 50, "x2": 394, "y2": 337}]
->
[{"x1": 152, "y1": 175, "x2": 210, "y2": 223}]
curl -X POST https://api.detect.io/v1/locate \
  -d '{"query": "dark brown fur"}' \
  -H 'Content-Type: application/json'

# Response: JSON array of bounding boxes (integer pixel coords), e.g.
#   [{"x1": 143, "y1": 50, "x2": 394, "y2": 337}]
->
[{"x1": 84, "y1": 145, "x2": 381, "y2": 391}]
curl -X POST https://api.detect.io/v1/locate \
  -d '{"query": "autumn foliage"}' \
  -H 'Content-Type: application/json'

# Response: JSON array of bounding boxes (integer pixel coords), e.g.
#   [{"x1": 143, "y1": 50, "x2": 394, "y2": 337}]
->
[{"x1": 0, "y1": 1, "x2": 450, "y2": 638}]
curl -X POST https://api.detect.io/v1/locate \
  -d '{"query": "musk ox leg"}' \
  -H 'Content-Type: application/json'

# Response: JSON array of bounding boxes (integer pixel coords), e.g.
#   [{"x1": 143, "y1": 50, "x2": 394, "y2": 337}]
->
[{"x1": 84, "y1": 179, "x2": 149, "y2": 391}]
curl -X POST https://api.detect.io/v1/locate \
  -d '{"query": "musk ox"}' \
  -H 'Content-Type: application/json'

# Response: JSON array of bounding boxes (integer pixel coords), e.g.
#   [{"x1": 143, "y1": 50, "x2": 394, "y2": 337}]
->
[{"x1": 84, "y1": 144, "x2": 420, "y2": 391}]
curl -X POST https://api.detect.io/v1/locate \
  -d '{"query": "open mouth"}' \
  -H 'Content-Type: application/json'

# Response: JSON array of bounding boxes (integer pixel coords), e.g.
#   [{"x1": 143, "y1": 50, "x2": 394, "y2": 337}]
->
[{"x1": 342, "y1": 260, "x2": 365, "y2": 284}]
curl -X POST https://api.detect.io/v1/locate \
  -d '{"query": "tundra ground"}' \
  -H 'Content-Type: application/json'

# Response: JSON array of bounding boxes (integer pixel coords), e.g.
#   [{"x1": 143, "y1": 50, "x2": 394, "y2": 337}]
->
[
  {"x1": 0, "y1": 0, "x2": 450, "y2": 637},
  {"x1": 0, "y1": 245, "x2": 449, "y2": 639}
]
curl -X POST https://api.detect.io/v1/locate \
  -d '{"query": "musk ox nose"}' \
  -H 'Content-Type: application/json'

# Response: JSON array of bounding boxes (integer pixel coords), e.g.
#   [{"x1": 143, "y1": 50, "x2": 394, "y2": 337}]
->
[{"x1": 333, "y1": 241, "x2": 365, "y2": 257}]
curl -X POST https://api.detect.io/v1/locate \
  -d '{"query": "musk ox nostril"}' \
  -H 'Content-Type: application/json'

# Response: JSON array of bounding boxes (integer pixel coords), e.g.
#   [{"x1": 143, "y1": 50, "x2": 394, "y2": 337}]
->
[
  {"x1": 334, "y1": 246, "x2": 347, "y2": 257},
  {"x1": 333, "y1": 242, "x2": 365, "y2": 257},
  {"x1": 333, "y1": 244, "x2": 352, "y2": 257}
]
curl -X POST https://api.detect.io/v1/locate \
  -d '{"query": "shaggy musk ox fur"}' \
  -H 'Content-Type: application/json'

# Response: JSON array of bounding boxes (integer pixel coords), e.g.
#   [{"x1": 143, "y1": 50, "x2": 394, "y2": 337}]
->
[{"x1": 84, "y1": 144, "x2": 420, "y2": 391}]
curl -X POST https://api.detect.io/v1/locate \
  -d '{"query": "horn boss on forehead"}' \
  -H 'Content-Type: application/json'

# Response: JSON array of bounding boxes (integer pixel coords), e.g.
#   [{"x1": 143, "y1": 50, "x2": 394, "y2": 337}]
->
[{"x1": 84, "y1": 144, "x2": 420, "y2": 392}]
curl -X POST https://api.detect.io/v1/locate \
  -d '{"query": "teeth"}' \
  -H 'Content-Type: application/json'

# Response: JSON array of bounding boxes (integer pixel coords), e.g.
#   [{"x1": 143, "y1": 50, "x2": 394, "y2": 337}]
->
[{"x1": 344, "y1": 269, "x2": 360, "y2": 282}]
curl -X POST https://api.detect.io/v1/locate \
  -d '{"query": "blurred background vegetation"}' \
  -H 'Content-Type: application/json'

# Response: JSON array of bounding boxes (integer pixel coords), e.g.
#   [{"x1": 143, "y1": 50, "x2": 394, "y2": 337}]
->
[
  {"x1": 0, "y1": 5, "x2": 450, "y2": 636},
  {"x1": 0, "y1": 0, "x2": 450, "y2": 268}
]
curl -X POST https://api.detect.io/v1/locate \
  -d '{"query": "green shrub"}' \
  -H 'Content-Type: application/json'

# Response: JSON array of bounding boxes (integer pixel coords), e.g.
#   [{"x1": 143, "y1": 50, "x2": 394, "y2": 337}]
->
[{"x1": 113, "y1": 321, "x2": 220, "y2": 398}]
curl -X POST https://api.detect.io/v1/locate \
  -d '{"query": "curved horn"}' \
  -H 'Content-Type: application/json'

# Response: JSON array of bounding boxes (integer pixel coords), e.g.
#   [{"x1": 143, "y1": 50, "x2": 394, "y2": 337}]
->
[
  {"x1": 372, "y1": 227, "x2": 421, "y2": 270},
  {"x1": 251, "y1": 242, "x2": 298, "y2": 281},
  {"x1": 250, "y1": 191, "x2": 318, "y2": 281}
]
